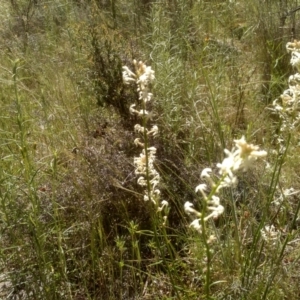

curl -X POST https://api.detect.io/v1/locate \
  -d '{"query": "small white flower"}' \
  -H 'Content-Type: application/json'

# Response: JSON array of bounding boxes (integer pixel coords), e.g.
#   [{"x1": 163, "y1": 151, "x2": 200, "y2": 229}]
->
[
  {"x1": 149, "y1": 167, "x2": 159, "y2": 178},
  {"x1": 184, "y1": 202, "x2": 201, "y2": 217},
  {"x1": 137, "y1": 66, "x2": 155, "y2": 86},
  {"x1": 217, "y1": 173, "x2": 238, "y2": 190},
  {"x1": 137, "y1": 109, "x2": 149, "y2": 116},
  {"x1": 150, "y1": 174, "x2": 160, "y2": 189},
  {"x1": 138, "y1": 89, "x2": 153, "y2": 102},
  {"x1": 201, "y1": 168, "x2": 212, "y2": 180},
  {"x1": 129, "y1": 104, "x2": 149, "y2": 116},
  {"x1": 283, "y1": 187, "x2": 298, "y2": 196},
  {"x1": 286, "y1": 41, "x2": 300, "y2": 52},
  {"x1": 195, "y1": 183, "x2": 208, "y2": 199},
  {"x1": 195, "y1": 183, "x2": 207, "y2": 200},
  {"x1": 144, "y1": 190, "x2": 159, "y2": 205},
  {"x1": 137, "y1": 176, "x2": 147, "y2": 186},
  {"x1": 134, "y1": 138, "x2": 144, "y2": 147},
  {"x1": 130, "y1": 104, "x2": 138, "y2": 115},
  {"x1": 207, "y1": 235, "x2": 217, "y2": 244},
  {"x1": 161, "y1": 199, "x2": 168, "y2": 206},
  {"x1": 272, "y1": 187, "x2": 299, "y2": 206},
  {"x1": 209, "y1": 195, "x2": 220, "y2": 206},
  {"x1": 134, "y1": 153, "x2": 146, "y2": 174},
  {"x1": 195, "y1": 184, "x2": 207, "y2": 193},
  {"x1": 122, "y1": 66, "x2": 136, "y2": 84},
  {"x1": 217, "y1": 149, "x2": 238, "y2": 176},
  {"x1": 147, "y1": 147, "x2": 157, "y2": 155},
  {"x1": 122, "y1": 66, "x2": 135, "y2": 77},
  {"x1": 189, "y1": 219, "x2": 202, "y2": 232},
  {"x1": 200, "y1": 167, "x2": 215, "y2": 188},
  {"x1": 261, "y1": 225, "x2": 280, "y2": 243},
  {"x1": 153, "y1": 189, "x2": 161, "y2": 196},
  {"x1": 234, "y1": 136, "x2": 267, "y2": 171},
  {"x1": 280, "y1": 93, "x2": 293, "y2": 106},
  {"x1": 205, "y1": 204, "x2": 224, "y2": 220},
  {"x1": 290, "y1": 51, "x2": 300, "y2": 70},
  {"x1": 217, "y1": 137, "x2": 267, "y2": 177},
  {"x1": 273, "y1": 102, "x2": 283, "y2": 112},
  {"x1": 157, "y1": 200, "x2": 169, "y2": 212},
  {"x1": 288, "y1": 73, "x2": 300, "y2": 86},
  {"x1": 147, "y1": 125, "x2": 158, "y2": 136},
  {"x1": 134, "y1": 124, "x2": 145, "y2": 133}
]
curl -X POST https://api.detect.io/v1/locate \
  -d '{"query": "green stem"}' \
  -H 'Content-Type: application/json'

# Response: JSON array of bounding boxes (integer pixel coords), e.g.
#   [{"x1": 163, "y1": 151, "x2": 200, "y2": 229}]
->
[
  {"x1": 200, "y1": 197, "x2": 212, "y2": 299},
  {"x1": 141, "y1": 100, "x2": 153, "y2": 205},
  {"x1": 138, "y1": 83, "x2": 181, "y2": 299},
  {"x1": 230, "y1": 188, "x2": 242, "y2": 264}
]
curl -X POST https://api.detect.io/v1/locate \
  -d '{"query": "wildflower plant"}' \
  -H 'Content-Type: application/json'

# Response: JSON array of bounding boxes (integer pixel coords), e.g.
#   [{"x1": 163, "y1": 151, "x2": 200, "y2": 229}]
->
[
  {"x1": 271, "y1": 40, "x2": 300, "y2": 147},
  {"x1": 122, "y1": 60, "x2": 168, "y2": 217},
  {"x1": 122, "y1": 60, "x2": 182, "y2": 295},
  {"x1": 185, "y1": 136, "x2": 267, "y2": 234},
  {"x1": 184, "y1": 136, "x2": 267, "y2": 297},
  {"x1": 124, "y1": 59, "x2": 268, "y2": 298}
]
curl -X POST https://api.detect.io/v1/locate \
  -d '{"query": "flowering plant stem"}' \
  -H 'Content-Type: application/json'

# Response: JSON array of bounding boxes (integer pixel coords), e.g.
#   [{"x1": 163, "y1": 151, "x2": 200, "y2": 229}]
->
[
  {"x1": 141, "y1": 99, "x2": 181, "y2": 299},
  {"x1": 200, "y1": 208, "x2": 212, "y2": 299},
  {"x1": 123, "y1": 60, "x2": 179, "y2": 296},
  {"x1": 230, "y1": 188, "x2": 242, "y2": 264},
  {"x1": 142, "y1": 103, "x2": 153, "y2": 205}
]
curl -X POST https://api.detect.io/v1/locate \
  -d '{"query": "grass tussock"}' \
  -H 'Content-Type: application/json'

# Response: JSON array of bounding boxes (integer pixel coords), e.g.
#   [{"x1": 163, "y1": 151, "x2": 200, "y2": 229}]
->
[{"x1": 1, "y1": 0, "x2": 300, "y2": 299}]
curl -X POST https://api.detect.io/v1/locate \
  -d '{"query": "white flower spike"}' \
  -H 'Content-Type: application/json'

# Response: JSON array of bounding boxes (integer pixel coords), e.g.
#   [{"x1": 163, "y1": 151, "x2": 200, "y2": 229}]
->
[{"x1": 185, "y1": 136, "x2": 267, "y2": 234}]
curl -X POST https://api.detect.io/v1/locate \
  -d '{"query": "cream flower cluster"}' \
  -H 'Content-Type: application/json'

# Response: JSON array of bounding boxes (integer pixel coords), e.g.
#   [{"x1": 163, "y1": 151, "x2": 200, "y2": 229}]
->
[
  {"x1": 185, "y1": 137, "x2": 267, "y2": 233},
  {"x1": 287, "y1": 40, "x2": 300, "y2": 71},
  {"x1": 272, "y1": 40, "x2": 300, "y2": 136},
  {"x1": 261, "y1": 225, "x2": 280, "y2": 245},
  {"x1": 217, "y1": 136, "x2": 267, "y2": 183},
  {"x1": 122, "y1": 61, "x2": 168, "y2": 213}
]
